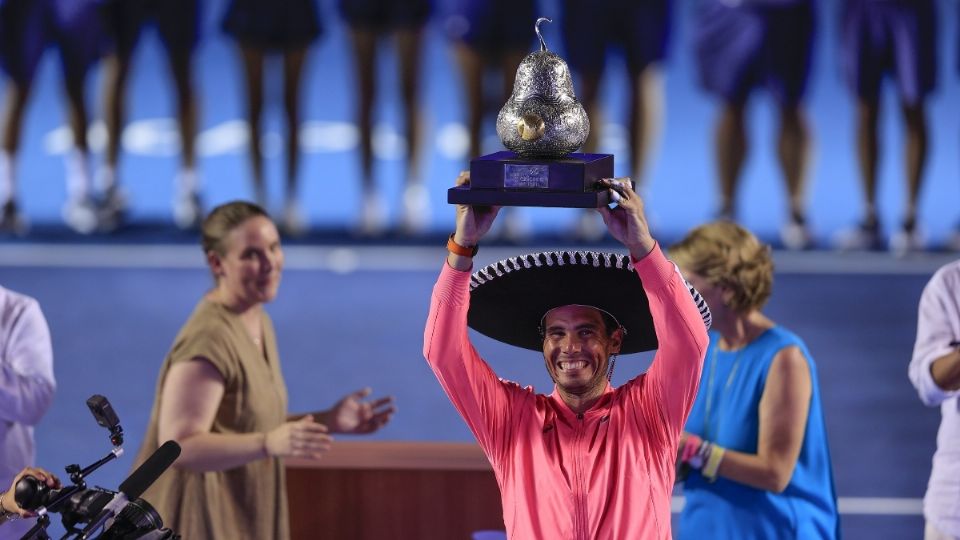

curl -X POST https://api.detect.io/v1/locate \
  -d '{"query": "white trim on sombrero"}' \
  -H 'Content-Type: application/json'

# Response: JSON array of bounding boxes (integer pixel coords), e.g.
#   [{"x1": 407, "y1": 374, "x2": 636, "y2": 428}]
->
[
  {"x1": 680, "y1": 268, "x2": 713, "y2": 331},
  {"x1": 469, "y1": 251, "x2": 635, "y2": 290},
  {"x1": 470, "y1": 251, "x2": 712, "y2": 337}
]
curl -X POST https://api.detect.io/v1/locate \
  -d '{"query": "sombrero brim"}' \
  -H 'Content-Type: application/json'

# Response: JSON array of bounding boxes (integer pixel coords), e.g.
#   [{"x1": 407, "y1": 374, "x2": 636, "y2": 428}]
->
[{"x1": 468, "y1": 251, "x2": 658, "y2": 354}]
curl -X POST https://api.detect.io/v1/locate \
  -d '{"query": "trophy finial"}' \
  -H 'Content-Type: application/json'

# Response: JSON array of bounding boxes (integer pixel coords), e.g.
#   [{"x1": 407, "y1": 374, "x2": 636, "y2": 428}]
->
[{"x1": 535, "y1": 17, "x2": 552, "y2": 52}]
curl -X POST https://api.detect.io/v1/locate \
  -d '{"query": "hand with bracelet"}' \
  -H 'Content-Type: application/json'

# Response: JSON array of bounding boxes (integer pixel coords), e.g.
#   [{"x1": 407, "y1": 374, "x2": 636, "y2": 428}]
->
[
  {"x1": 676, "y1": 432, "x2": 725, "y2": 482},
  {"x1": 447, "y1": 171, "x2": 500, "y2": 271},
  {"x1": 0, "y1": 467, "x2": 61, "y2": 523}
]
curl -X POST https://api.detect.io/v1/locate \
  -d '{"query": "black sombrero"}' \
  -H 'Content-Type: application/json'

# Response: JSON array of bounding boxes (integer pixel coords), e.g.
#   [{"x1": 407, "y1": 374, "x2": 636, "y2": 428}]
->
[{"x1": 467, "y1": 251, "x2": 711, "y2": 355}]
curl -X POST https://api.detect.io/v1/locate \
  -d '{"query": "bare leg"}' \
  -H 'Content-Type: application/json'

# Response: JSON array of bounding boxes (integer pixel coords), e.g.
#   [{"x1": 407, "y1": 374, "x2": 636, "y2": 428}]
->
[
  {"x1": 282, "y1": 46, "x2": 307, "y2": 203},
  {"x1": 280, "y1": 46, "x2": 308, "y2": 235},
  {"x1": 348, "y1": 27, "x2": 377, "y2": 193},
  {"x1": 62, "y1": 67, "x2": 99, "y2": 233},
  {"x1": 628, "y1": 64, "x2": 664, "y2": 189},
  {"x1": 777, "y1": 104, "x2": 811, "y2": 221},
  {"x1": 578, "y1": 71, "x2": 602, "y2": 154},
  {"x1": 901, "y1": 101, "x2": 928, "y2": 230},
  {"x1": 0, "y1": 79, "x2": 33, "y2": 171},
  {"x1": 855, "y1": 96, "x2": 880, "y2": 227},
  {"x1": 396, "y1": 27, "x2": 424, "y2": 186},
  {"x1": 166, "y1": 44, "x2": 198, "y2": 175},
  {"x1": 166, "y1": 41, "x2": 202, "y2": 229},
  {"x1": 101, "y1": 50, "x2": 133, "y2": 185},
  {"x1": 238, "y1": 44, "x2": 266, "y2": 206},
  {"x1": 715, "y1": 100, "x2": 748, "y2": 219},
  {"x1": 0, "y1": 79, "x2": 32, "y2": 232},
  {"x1": 454, "y1": 44, "x2": 483, "y2": 159}
]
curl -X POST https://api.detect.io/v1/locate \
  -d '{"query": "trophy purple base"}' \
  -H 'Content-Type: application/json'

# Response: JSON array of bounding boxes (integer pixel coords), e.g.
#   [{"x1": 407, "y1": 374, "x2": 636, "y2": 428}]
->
[{"x1": 447, "y1": 151, "x2": 614, "y2": 208}]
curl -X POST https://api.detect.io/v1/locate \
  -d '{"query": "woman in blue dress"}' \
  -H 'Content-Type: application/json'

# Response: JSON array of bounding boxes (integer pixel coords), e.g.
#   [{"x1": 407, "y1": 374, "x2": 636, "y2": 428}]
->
[{"x1": 670, "y1": 221, "x2": 840, "y2": 539}]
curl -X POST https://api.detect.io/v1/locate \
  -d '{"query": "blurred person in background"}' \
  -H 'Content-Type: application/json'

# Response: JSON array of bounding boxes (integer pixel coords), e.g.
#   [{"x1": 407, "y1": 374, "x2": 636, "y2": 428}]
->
[
  {"x1": 98, "y1": 0, "x2": 203, "y2": 231},
  {"x1": 835, "y1": 0, "x2": 937, "y2": 255},
  {"x1": 445, "y1": 0, "x2": 536, "y2": 242},
  {"x1": 693, "y1": 0, "x2": 816, "y2": 250},
  {"x1": 0, "y1": 285, "x2": 56, "y2": 539},
  {"x1": 134, "y1": 201, "x2": 394, "y2": 539},
  {"x1": 909, "y1": 259, "x2": 960, "y2": 539},
  {"x1": 0, "y1": 0, "x2": 106, "y2": 235},
  {"x1": 339, "y1": 0, "x2": 432, "y2": 236},
  {"x1": 561, "y1": 0, "x2": 672, "y2": 241},
  {"x1": 222, "y1": 0, "x2": 323, "y2": 236},
  {"x1": 670, "y1": 221, "x2": 839, "y2": 538}
]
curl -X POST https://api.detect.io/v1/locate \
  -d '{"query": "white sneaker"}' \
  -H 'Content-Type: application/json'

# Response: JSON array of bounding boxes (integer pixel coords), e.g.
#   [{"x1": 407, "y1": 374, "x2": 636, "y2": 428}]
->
[
  {"x1": 358, "y1": 191, "x2": 387, "y2": 237},
  {"x1": 62, "y1": 196, "x2": 99, "y2": 234},
  {"x1": 172, "y1": 190, "x2": 203, "y2": 230},
  {"x1": 780, "y1": 219, "x2": 813, "y2": 251},
  {"x1": 889, "y1": 224, "x2": 925, "y2": 257},
  {"x1": 281, "y1": 201, "x2": 308, "y2": 237},
  {"x1": 572, "y1": 210, "x2": 605, "y2": 242},
  {"x1": 399, "y1": 183, "x2": 431, "y2": 235},
  {"x1": 833, "y1": 221, "x2": 882, "y2": 251}
]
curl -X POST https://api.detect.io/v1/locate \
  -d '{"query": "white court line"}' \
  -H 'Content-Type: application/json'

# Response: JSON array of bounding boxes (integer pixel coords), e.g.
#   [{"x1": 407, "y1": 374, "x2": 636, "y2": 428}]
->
[
  {"x1": 671, "y1": 496, "x2": 922, "y2": 515},
  {"x1": 0, "y1": 243, "x2": 957, "y2": 275}
]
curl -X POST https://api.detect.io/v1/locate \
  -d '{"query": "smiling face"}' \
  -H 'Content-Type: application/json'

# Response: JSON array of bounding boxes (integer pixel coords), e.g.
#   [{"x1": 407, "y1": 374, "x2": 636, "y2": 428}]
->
[
  {"x1": 208, "y1": 215, "x2": 284, "y2": 307},
  {"x1": 542, "y1": 305, "x2": 623, "y2": 396}
]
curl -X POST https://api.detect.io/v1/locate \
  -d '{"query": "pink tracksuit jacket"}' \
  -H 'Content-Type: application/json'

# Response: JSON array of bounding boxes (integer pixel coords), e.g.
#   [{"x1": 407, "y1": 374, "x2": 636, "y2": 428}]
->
[{"x1": 423, "y1": 244, "x2": 709, "y2": 540}]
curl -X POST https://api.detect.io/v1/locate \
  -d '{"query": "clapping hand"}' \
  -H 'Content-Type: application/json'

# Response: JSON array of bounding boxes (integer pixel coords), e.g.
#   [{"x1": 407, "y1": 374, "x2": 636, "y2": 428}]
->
[{"x1": 327, "y1": 387, "x2": 396, "y2": 434}]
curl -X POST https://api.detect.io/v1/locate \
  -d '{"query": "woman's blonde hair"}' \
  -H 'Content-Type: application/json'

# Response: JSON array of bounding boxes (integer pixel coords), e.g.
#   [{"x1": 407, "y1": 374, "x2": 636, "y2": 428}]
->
[{"x1": 669, "y1": 221, "x2": 773, "y2": 313}]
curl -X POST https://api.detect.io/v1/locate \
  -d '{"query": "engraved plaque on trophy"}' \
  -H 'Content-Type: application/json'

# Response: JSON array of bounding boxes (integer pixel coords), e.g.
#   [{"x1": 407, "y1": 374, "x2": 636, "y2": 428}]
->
[{"x1": 448, "y1": 18, "x2": 615, "y2": 208}]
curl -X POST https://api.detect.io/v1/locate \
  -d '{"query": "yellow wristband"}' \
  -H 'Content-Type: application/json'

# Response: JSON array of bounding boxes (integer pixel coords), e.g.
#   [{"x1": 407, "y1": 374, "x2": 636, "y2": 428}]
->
[{"x1": 702, "y1": 444, "x2": 725, "y2": 482}]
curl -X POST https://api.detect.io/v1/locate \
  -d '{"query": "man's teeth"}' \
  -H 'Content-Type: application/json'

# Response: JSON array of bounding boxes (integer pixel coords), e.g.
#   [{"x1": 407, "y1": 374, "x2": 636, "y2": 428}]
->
[{"x1": 560, "y1": 360, "x2": 588, "y2": 371}]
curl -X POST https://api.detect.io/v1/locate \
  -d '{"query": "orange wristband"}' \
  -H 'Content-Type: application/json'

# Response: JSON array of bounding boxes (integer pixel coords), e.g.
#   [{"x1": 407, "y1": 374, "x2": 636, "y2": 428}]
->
[{"x1": 447, "y1": 233, "x2": 479, "y2": 257}]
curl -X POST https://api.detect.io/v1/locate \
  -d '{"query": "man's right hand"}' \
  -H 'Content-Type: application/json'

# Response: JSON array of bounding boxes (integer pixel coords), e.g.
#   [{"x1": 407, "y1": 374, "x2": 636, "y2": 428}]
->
[
  {"x1": 453, "y1": 171, "x2": 500, "y2": 247},
  {"x1": 450, "y1": 171, "x2": 500, "y2": 271}
]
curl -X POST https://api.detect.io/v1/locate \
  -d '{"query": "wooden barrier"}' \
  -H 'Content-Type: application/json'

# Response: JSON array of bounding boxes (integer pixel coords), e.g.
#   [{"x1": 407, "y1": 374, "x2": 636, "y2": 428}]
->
[{"x1": 286, "y1": 441, "x2": 505, "y2": 540}]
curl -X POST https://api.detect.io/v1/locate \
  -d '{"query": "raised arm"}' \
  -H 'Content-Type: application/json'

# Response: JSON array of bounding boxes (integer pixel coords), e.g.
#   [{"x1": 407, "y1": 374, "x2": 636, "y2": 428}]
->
[
  {"x1": 158, "y1": 358, "x2": 333, "y2": 472},
  {"x1": 597, "y1": 179, "x2": 709, "y2": 431},
  {"x1": 0, "y1": 296, "x2": 55, "y2": 427},
  {"x1": 422, "y1": 172, "x2": 520, "y2": 457},
  {"x1": 909, "y1": 264, "x2": 960, "y2": 405}
]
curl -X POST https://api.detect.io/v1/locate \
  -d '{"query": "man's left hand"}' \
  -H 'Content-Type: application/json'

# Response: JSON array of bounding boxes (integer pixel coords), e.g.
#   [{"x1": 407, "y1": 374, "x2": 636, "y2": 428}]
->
[{"x1": 596, "y1": 178, "x2": 655, "y2": 259}]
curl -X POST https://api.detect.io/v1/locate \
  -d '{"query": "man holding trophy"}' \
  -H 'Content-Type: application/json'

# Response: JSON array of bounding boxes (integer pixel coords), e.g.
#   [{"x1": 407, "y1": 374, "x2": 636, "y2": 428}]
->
[{"x1": 427, "y1": 19, "x2": 711, "y2": 538}]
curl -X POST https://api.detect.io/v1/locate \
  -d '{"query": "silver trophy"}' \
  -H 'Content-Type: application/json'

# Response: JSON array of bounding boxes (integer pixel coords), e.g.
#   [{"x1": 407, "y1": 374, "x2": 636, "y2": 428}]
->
[{"x1": 449, "y1": 18, "x2": 614, "y2": 208}]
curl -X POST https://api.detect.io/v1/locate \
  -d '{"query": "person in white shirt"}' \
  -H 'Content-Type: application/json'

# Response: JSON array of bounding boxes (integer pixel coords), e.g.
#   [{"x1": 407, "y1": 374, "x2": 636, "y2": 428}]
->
[
  {"x1": 0, "y1": 285, "x2": 55, "y2": 540},
  {"x1": 909, "y1": 259, "x2": 960, "y2": 540}
]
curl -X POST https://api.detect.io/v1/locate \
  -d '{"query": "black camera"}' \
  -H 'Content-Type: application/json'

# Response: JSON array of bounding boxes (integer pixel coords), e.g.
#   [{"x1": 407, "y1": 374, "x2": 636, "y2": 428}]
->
[
  {"x1": 14, "y1": 478, "x2": 174, "y2": 539},
  {"x1": 13, "y1": 395, "x2": 180, "y2": 540}
]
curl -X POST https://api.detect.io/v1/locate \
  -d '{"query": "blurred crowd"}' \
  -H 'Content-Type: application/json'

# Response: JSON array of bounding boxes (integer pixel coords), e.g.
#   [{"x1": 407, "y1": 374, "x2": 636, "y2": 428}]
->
[{"x1": 0, "y1": 0, "x2": 956, "y2": 254}]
